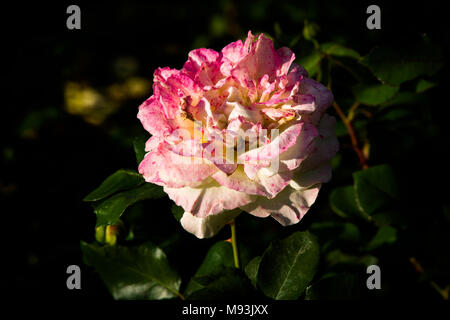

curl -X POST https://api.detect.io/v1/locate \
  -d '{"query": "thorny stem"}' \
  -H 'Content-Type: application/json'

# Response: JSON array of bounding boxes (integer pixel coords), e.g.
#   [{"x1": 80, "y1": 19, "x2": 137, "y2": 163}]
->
[{"x1": 332, "y1": 101, "x2": 369, "y2": 169}]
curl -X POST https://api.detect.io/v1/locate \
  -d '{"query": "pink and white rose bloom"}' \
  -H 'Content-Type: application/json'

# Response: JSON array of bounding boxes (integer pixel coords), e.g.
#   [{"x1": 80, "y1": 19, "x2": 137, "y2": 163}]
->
[{"x1": 137, "y1": 31, "x2": 338, "y2": 238}]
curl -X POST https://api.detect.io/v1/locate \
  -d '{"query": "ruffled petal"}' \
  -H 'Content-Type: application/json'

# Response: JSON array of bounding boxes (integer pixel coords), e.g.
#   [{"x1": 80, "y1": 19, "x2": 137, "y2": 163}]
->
[
  {"x1": 231, "y1": 33, "x2": 281, "y2": 83},
  {"x1": 297, "y1": 114, "x2": 339, "y2": 172},
  {"x1": 239, "y1": 122, "x2": 303, "y2": 163},
  {"x1": 164, "y1": 181, "x2": 256, "y2": 218},
  {"x1": 180, "y1": 209, "x2": 241, "y2": 239},
  {"x1": 290, "y1": 164, "x2": 332, "y2": 190},
  {"x1": 212, "y1": 166, "x2": 270, "y2": 197},
  {"x1": 227, "y1": 101, "x2": 264, "y2": 124},
  {"x1": 165, "y1": 73, "x2": 203, "y2": 106},
  {"x1": 183, "y1": 49, "x2": 220, "y2": 76},
  {"x1": 255, "y1": 167, "x2": 292, "y2": 198},
  {"x1": 221, "y1": 40, "x2": 245, "y2": 65},
  {"x1": 282, "y1": 94, "x2": 316, "y2": 114},
  {"x1": 261, "y1": 108, "x2": 295, "y2": 121},
  {"x1": 276, "y1": 47, "x2": 296, "y2": 77},
  {"x1": 182, "y1": 48, "x2": 222, "y2": 87},
  {"x1": 278, "y1": 121, "x2": 319, "y2": 171},
  {"x1": 299, "y1": 78, "x2": 334, "y2": 123},
  {"x1": 153, "y1": 67, "x2": 180, "y2": 83},
  {"x1": 137, "y1": 96, "x2": 174, "y2": 137},
  {"x1": 241, "y1": 184, "x2": 321, "y2": 226},
  {"x1": 139, "y1": 142, "x2": 217, "y2": 188}
]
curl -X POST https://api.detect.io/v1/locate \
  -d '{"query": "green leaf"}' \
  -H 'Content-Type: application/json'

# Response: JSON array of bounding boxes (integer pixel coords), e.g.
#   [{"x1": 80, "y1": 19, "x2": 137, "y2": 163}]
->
[
  {"x1": 353, "y1": 164, "x2": 399, "y2": 216},
  {"x1": 297, "y1": 50, "x2": 322, "y2": 77},
  {"x1": 378, "y1": 108, "x2": 413, "y2": 122},
  {"x1": 305, "y1": 273, "x2": 366, "y2": 300},
  {"x1": 171, "y1": 204, "x2": 184, "y2": 222},
  {"x1": 193, "y1": 241, "x2": 236, "y2": 275},
  {"x1": 416, "y1": 79, "x2": 437, "y2": 93},
  {"x1": 352, "y1": 84, "x2": 399, "y2": 106},
  {"x1": 321, "y1": 42, "x2": 360, "y2": 59},
  {"x1": 310, "y1": 222, "x2": 361, "y2": 254},
  {"x1": 310, "y1": 222, "x2": 361, "y2": 245},
  {"x1": 365, "y1": 226, "x2": 397, "y2": 251},
  {"x1": 257, "y1": 231, "x2": 320, "y2": 300},
  {"x1": 94, "y1": 183, "x2": 165, "y2": 226},
  {"x1": 81, "y1": 241, "x2": 181, "y2": 300},
  {"x1": 329, "y1": 186, "x2": 370, "y2": 221},
  {"x1": 133, "y1": 136, "x2": 147, "y2": 165},
  {"x1": 380, "y1": 91, "x2": 419, "y2": 109},
  {"x1": 360, "y1": 37, "x2": 443, "y2": 85},
  {"x1": 371, "y1": 209, "x2": 404, "y2": 227},
  {"x1": 84, "y1": 169, "x2": 144, "y2": 202},
  {"x1": 326, "y1": 249, "x2": 378, "y2": 269},
  {"x1": 244, "y1": 256, "x2": 262, "y2": 288},
  {"x1": 186, "y1": 268, "x2": 256, "y2": 300},
  {"x1": 183, "y1": 240, "x2": 249, "y2": 297}
]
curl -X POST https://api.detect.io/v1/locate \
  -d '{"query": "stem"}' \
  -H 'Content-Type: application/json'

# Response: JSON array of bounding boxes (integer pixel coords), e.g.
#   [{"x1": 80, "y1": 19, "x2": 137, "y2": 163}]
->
[
  {"x1": 347, "y1": 101, "x2": 361, "y2": 122},
  {"x1": 332, "y1": 101, "x2": 368, "y2": 169},
  {"x1": 176, "y1": 291, "x2": 185, "y2": 300},
  {"x1": 410, "y1": 257, "x2": 449, "y2": 300},
  {"x1": 327, "y1": 55, "x2": 361, "y2": 82},
  {"x1": 229, "y1": 219, "x2": 240, "y2": 269}
]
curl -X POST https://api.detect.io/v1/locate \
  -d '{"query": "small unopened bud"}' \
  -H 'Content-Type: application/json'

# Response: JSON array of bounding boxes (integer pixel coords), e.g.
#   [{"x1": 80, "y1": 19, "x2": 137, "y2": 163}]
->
[
  {"x1": 303, "y1": 20, "x2": 320, "y2": 41},
  {"x1": 95, "y1": 226, "x2": 106, "y2": 244},
  {"x1": 105, "y1": 225, "x2": 118, "y2": 246},
  {"x1": 95, "y1": 221, "x2": 125, "y2": 246}
]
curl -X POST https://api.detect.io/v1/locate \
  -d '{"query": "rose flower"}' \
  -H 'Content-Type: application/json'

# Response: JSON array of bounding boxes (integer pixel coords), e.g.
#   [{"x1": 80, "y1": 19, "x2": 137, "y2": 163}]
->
[{"x1": 138, "y1": 31, "x2": 338, "y2": 238}]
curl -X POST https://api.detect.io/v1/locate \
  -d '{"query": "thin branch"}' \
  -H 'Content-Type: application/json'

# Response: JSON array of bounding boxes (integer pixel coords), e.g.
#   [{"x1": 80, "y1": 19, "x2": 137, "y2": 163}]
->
[
  {"x1": 327, "y1": 55, "x2": 361, "y2": 82},
  {"x1": 347, "y1": 101, "x2": 360, "y2": 122},
  {"x1": 332, "y1": 101, "x2": 368, "y2": 169},
  {"x1": 410, "y1": 257, "x2": 449, "y2": 300}
]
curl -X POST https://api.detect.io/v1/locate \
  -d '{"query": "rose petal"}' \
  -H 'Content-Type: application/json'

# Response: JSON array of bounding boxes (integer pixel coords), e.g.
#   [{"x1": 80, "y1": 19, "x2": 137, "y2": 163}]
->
[
  {"x1": 241, "y1": 184, "x2": 321, "y2": 226},
  {"x1": 297, "y1": 114, "x2": 339, "y2": 172},
  {"x1": 276, "y1": 47, "x2": 296, "y2": 77},
  {"x1": 290, "y1": 164, "x2": 332, "y2": 190},
  {"x1": 212, "y1": 166, "x2": 270, "y2": 197},
  {"x1": 137, "y1": 96, "x2": 174, "y2": 137},
  {"x1": 278, "y1": 121, "x2": 319, "y2": 171},
  {"x1": 139, "y1": 142, "x2": 217, "y2": 188},
  {"x1": 239, "y1": 122, "x2": 303, "y2": 163},
  {"x1": 180, "y1": 209, "x2": 241, "y2": 239},
  {"x1": 299, "y1": 78, "x2": 334, "y2": 123},
  {"x1": 164, "y1": 181, "x2": 256, "y2": 218}
]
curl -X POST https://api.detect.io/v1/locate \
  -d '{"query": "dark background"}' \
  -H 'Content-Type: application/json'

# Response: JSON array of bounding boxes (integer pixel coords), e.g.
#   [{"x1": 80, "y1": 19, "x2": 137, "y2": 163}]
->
[{"x1": 3, "y1": 1, "x2": 450, "y2": 299}]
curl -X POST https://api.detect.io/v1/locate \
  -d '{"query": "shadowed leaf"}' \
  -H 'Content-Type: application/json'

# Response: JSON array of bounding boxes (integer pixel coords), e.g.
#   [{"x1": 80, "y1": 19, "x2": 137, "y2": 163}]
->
[
  {"x1": 84, "y1": 169, "x2": 144, "y2": 202},
  {"x1": 94, "y1": 183, "x2": 165, "y2": 226},
  {"x1": 81, "y1": 241, "x2": 181, "y2": 300},
  {"x1": 257, "y1": 231, "x2": 319, "y2": 300}
]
